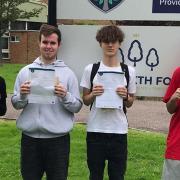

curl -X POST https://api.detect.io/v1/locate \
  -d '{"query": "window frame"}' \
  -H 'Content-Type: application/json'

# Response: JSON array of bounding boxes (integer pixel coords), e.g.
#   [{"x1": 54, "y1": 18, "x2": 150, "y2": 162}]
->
[
  {"x1": 1, "y1": 36, "x2": 10, "y2": 60},
  {"x1": 10, "y1": 35, "x2": 20, "y2": 42}
]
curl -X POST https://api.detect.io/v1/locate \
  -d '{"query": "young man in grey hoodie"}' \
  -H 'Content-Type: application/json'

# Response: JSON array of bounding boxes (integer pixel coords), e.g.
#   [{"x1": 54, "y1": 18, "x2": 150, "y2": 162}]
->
[{"x1": 11, "y1": 24, "x2": 82, "y2": 180}]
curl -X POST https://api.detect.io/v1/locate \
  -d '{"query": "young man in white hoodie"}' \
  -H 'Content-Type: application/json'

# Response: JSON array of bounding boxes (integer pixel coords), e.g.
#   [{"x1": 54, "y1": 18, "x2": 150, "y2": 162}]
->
[
  {"x1": 12, "y1": 24, "x2": 82, "y2": 180},
  {"x1": 80, "y1": 25, "x2": 136, "y2": 180}
]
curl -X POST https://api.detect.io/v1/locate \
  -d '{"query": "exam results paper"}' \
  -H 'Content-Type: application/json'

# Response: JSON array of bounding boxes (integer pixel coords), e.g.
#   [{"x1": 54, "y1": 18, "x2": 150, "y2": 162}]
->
[
  {"x1": 28, "y1": 68, "x2": 56, "y2": 104},
  {"x1": 95, "y1": 71, "x2": 125, "y2": 109}
]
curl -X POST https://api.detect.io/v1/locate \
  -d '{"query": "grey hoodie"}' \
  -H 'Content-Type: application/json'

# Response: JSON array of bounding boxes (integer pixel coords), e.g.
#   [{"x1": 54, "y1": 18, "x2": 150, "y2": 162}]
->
[{"x1": 11, "y1": 58, "x2": 82, "y2": 138}]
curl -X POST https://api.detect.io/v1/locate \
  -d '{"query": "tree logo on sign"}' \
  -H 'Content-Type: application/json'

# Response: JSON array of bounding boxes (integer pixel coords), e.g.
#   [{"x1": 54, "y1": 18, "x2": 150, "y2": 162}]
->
[
  {"x1": 88, "y1": 0, "x2": 125, "y2": 13},
  {"x1": 128, "y1": 40, "x2": 143, "y2": 67},
  {"x1": 146, "y1": 48, "x2": 159, "y2": 71}
]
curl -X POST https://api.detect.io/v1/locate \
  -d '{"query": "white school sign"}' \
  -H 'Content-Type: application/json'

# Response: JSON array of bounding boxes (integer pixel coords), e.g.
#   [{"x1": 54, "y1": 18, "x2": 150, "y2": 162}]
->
[
  {"x1": 57, "y1": 0, "x2": 180, "y2": 21},
  {"x1": 56, "y1": 0, "x2": 180, "y2": 97}
]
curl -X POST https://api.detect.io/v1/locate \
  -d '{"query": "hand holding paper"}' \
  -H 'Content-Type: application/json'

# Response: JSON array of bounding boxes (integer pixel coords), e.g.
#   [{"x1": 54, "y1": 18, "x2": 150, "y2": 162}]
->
[
  {"x1": 54, "y1": 76, "x2": 67, "y2": 98},
  {"x1": 20, "y1": 81, "x2": 31, "y2": 95},
  {"x1": 116, "y1": 86, "x2": 128, "y2": 100},
  {"x1": 95, "y1": 71, "x2": 125, "y2": 109},
  {"x1": 91, "y1": 85, "x2": 104, "y2": 97}
]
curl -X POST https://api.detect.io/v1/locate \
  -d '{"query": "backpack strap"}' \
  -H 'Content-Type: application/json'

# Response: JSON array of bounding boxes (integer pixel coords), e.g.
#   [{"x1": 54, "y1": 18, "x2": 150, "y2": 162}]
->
[
  {"x1": 90, "y1": 62, "x2": 100, "y2": 109},
  {"x1": 120, "y1": 63, "x2": 129, "y2": 114},
  {"x1": 120, "y1": 62, "x2": 129, "y2": 88},
  {"x1": 90, "y1": 62, "x2": 100, "y2": 91}
]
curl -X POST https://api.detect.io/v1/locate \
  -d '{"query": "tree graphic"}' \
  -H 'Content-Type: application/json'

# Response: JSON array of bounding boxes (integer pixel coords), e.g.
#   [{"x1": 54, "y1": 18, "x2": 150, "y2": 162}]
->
[
  {"x1": 128, "y1": 40, "x2": 143, "y2": 67},
  {"x1": 97, "y1": 0, "x2": 118, "y2": 11},
  {"x1": 146, "y1": 48, "x2": 159, "y2": 71}
]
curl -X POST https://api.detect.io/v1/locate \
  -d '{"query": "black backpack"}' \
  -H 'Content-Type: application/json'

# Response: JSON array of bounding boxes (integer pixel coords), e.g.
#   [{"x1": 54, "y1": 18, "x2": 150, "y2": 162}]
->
[
  {"x1": 0, "y1": 76, "x2": 7, "y2": 116},
  {"x1": 90, "y1": 62, "x2": 129, "y2": 113}
]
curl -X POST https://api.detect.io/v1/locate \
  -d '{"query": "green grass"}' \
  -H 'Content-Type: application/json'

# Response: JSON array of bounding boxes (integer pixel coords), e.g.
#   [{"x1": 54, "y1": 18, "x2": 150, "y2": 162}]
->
[
  {"x1": 0, "y1": 121, "x2": 166, "y2": 180},
  {"x1": 0, "y1": 64, "x2": 26, "y2": 93}
]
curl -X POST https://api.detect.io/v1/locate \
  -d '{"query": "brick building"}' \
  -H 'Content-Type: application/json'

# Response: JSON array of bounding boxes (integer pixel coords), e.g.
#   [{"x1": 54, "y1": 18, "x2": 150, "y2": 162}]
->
[
  {"x1": 9, "y1": 31, "x2": 40, "y2": 64},
  {"x1": 1, "y1": 0, "x2": 48, "y2": 64}
]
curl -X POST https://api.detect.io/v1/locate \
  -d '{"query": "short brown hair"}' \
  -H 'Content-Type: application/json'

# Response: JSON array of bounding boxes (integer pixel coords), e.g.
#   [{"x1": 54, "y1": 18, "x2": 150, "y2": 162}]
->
[
  {"x1": 96, "y1": 25, "x2": 124, "y2": 44},
  {"x1": 39, "y1": 24, "x2": 61, "y2": 44}
]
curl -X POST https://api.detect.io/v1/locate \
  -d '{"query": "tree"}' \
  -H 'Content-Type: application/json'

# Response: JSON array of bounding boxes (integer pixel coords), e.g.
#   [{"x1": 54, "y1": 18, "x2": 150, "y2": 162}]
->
[{"x1": 0, "y1": 0, "x2": 42, "y2": 60}]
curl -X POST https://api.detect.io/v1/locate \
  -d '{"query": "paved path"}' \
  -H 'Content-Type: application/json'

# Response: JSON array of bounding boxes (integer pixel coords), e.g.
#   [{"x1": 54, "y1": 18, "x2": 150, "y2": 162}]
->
[{"x1": 3, "y1": 95, "x2": 171, "y2": 133}]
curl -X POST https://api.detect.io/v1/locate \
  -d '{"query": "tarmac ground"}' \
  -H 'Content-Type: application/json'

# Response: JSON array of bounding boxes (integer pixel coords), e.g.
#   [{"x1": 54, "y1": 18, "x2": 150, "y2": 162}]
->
[{"x1": 3, "y1": 94, "x2": 171, "y2": 133}]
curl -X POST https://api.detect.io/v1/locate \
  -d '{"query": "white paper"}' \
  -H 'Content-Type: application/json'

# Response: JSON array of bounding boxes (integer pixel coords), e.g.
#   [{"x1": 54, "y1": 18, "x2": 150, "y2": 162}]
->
[
  {"x1": 28, "y1": 68, "x2": 56, "y2": 104},
  {"x1": 95, "y1": 71, "x2": 125, "y2": 109}
]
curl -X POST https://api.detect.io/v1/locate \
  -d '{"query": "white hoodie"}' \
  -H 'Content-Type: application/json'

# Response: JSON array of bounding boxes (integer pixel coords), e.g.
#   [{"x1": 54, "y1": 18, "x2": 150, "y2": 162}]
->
[{"x1": 11, "y1": 58, "x2": 82, "y2": 138}]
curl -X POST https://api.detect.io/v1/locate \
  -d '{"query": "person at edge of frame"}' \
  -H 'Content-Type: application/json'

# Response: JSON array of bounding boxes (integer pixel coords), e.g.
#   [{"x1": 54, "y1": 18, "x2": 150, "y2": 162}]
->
[
  {"x1": 161, "y1": 66, "x2": 180, "y2": 180},
  {"x1": 0, "y1": 76, "x2": 7, "y2": 116},
  {"x1": 80, "y1": 25, "x2": 136, "y2": 180},
  {"x1": 11, "y1": 24, "x2": 82, "y2": 180}
]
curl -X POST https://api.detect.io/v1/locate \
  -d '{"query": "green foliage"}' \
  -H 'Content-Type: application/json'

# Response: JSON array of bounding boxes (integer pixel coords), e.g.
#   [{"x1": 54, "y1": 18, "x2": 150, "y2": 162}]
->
[
  {"x1": 0, "y1": 122, "x2": 166, "y2": 180},
  {"x1": 0, "y1": 120, "x2": 21, "y2": 180},
  {"x1": 0, "y1": 0, "x2": 42, "y2": 37},
  {"x1": 127, "y1": 130, "x2": 165, "y2": 180}
]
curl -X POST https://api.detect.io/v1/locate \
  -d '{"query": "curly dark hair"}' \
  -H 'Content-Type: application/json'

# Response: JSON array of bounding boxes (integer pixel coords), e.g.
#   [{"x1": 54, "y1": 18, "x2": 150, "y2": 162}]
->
[
  {"x1": 39, "y1": 24, "x2": 61, "y2": 44},
  {"x1": 96, "y1": 25, "x2": 124, "y2": 44}
]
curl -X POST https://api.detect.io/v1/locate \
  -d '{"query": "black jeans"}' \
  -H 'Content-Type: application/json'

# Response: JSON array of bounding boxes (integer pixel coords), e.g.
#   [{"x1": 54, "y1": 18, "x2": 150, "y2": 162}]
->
[
  {"x1": 21, "y1": 133, "x2": 70, "y2": 180},
  {"x1": 86, "y1": 132, "x2": 127, "y2": 180}
]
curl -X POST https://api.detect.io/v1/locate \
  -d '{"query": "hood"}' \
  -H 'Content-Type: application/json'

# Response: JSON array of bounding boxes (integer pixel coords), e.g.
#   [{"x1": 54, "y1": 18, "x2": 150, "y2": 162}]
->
[{"x1": 33, "y1": 57, "x2": 68, "y2": 68}]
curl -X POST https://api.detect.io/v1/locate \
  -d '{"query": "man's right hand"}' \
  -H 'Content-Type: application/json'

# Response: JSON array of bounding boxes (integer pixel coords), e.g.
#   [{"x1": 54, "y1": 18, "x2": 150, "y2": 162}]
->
[
  {"x1": 20, "y1": 81, "x2": 31, "y2": 95},
  {"x1": 171, "y1": 88, "x2": 180, "y2": 101},
  {"x1": 167, "y1": 88, "x2": 180, "y2": 114},
  {"x1": 91, "y1": 85, "x2": 104, "y2": 97},
  {"x1": 82, "y1": 85, "x2": 104, "y2": 106}
]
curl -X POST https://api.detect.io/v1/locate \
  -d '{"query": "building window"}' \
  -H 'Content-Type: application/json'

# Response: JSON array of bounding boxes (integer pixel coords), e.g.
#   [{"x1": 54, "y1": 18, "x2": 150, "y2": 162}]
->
[
  {"x1": 27, "y1": 22, "x2": 42, "y2": 30},
  {"x1": 1, "y1": 36, "x2": 10, "y2": 60},
  {"x1": 10, "y1": 35, "x2": 20, "y2": 42},
  {"x1": 2, "y1": 52, "x2": 9, "y2": 59},
  {"x1": 11, "y1": 21, "x2": 26, "y2": 30},
  {"x1": 1, "y1": 37, "x2": 8, "y2": 49}
]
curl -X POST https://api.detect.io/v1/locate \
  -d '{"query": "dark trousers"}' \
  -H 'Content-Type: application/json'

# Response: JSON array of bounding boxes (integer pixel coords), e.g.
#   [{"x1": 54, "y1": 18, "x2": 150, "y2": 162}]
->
[
  {"x1": 86, "y1": 132, "x2": 127, "y2": 180},
  {"x1": 21, "y1": 133, "x2": 70, "y2": 180}
]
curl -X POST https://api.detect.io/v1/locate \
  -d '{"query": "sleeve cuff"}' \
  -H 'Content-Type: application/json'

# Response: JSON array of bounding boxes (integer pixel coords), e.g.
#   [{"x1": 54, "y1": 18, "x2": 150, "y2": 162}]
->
[
  {"x1": 20, "y1": 94, "x2": 28, "y2": 101},
  {"x1": 61, "y1": 92, "x2": 71, "y2": 102}
]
